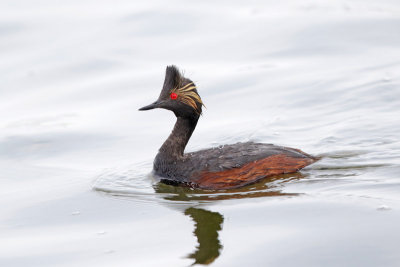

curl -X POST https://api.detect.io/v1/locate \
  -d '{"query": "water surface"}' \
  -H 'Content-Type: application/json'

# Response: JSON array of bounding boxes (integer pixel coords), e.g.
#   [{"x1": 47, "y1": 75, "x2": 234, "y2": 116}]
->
[{"x1": 1, "y1": 0, "x2": 400, "y2": 266}]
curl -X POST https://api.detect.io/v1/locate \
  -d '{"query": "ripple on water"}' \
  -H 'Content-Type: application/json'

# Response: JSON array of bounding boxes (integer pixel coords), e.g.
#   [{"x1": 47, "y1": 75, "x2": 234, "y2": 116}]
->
[
  {"x1": 92, "y1": 147, "x2": 397, "y2": 205},
  {"x1": 92, "y1": 161, "x2": 157, "y2": 202},
  {"x1": 92, "y1": 160, "x2": 306, "y2": 205}
]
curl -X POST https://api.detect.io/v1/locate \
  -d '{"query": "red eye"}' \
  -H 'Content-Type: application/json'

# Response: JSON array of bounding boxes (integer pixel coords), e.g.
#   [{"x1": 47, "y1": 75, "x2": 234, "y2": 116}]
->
[{"x1": 170, "y1": 92, "x2": 178, "y2": 100}]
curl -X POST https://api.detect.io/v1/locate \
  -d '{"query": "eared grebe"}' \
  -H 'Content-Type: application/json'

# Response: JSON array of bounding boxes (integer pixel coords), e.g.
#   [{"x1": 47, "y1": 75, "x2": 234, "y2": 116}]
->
[{"x1": 139, "y1": 66, "x2": 317, "y2": 190}]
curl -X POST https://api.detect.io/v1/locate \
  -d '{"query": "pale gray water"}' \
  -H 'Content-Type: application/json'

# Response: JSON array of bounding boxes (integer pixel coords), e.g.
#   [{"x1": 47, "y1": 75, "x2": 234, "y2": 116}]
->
[{"x1": 1, "y1": 0, "x2": 400, "y2": 266}]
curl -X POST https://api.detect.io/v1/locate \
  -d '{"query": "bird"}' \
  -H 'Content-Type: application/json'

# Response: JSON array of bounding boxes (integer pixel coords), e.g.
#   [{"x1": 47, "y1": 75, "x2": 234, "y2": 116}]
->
[{"x1": 139, "y1": 65, "x2": 317, "y2": 190}]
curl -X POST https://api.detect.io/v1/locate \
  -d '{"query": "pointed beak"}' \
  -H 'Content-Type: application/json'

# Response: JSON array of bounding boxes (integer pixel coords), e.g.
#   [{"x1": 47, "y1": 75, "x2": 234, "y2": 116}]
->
[{"x1": 139, "y1": 101, "x2": 159, "y2": 111}]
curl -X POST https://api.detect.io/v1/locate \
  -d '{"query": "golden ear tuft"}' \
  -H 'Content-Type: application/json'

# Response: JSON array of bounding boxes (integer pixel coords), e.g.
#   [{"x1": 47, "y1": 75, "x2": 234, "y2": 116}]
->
[{"x1": 171, "y1": 82, "x2": 204, "y2": 114}]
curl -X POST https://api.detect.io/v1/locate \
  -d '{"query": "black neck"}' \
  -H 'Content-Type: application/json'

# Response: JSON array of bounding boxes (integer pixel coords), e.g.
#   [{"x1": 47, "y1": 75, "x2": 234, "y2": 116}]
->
[{"x1": 159, "y1": 115, "x2": 199, "y2": 157}]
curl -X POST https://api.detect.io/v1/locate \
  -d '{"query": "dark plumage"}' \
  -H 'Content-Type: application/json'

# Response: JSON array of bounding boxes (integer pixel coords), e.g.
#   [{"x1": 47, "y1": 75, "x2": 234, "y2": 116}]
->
[{"x1": 139, "y1": 66, "x2": 317, "y2": 190}]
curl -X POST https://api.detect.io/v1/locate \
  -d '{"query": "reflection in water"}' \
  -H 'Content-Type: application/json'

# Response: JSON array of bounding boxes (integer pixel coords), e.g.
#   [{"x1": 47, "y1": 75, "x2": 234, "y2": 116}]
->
[
  {"x1": 95, "y1": 171, "x2": 310, "y2": 265},
  {"x1": 185, "y1": 207, "x2": 223, "y2": 265},
  {"x1": 153, "y1": 172, "x2": 305, "y2": 202},
  {"x1": 153, "y1": 174, "x2": 307, "y2": 265}
]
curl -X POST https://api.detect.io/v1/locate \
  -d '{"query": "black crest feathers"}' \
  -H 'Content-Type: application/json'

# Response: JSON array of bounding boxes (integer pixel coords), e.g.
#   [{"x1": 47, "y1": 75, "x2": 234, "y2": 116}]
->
[
  {"x1": 162, "y1": 65, "x2": 204, "y2": 114},
  {"x1": 163, "y1": 65, "x2": 182, "y2": 90}
]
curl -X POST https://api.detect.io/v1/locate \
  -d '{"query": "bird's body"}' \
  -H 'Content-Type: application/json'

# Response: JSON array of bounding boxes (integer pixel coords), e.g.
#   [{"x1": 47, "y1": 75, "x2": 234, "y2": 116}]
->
[
  {"x1": 155, "y1": 141, "x2": 315, "y2": 190},
  {"x1": 140, "y1": 66, "x2": 317, "y2": 190}
]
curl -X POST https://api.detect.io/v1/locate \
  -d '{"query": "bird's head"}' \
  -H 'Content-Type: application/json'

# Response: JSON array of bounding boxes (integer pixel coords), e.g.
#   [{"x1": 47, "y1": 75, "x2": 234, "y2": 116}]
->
[{"x1": 139, "y1": 65, "x2": 204, "y2": 118}]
